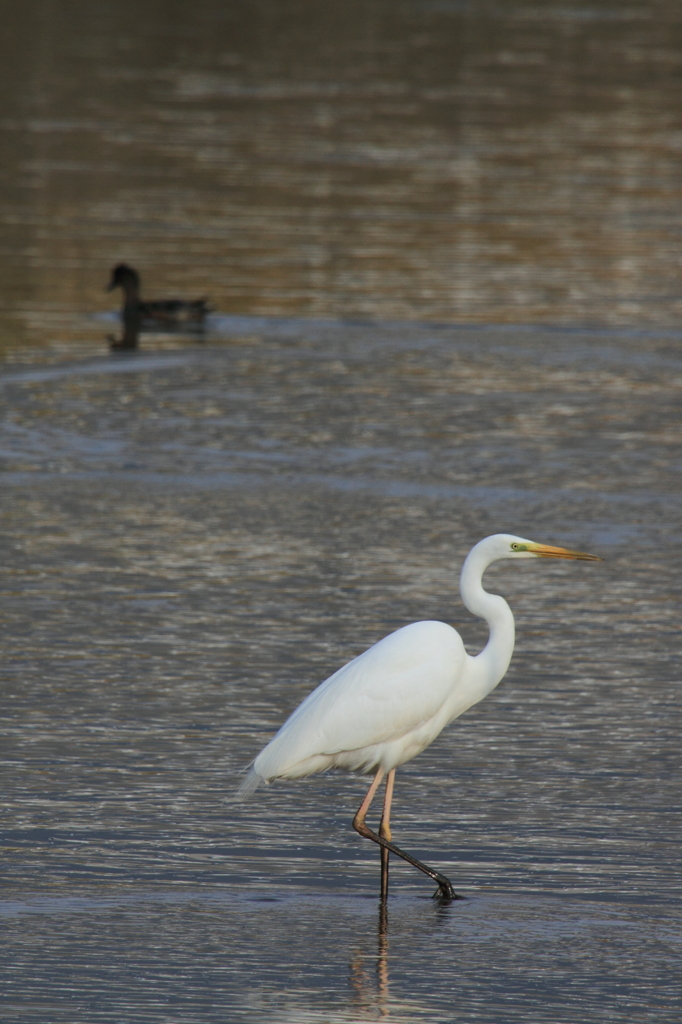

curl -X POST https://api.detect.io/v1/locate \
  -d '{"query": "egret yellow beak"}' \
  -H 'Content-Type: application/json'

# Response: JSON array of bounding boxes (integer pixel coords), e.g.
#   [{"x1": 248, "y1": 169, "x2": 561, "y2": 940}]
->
[{"x1": 527, "y1": 542, "x2": 602, "y2": 561}]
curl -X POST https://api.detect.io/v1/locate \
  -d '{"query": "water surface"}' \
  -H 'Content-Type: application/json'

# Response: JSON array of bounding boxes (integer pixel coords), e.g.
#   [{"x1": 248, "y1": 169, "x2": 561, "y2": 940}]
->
[
  {"x1": 1, "y1": 323, "x2": 681, "y2": 1021},
  {"x1": 1, "y1": 2, "x2": 681, "y2": 1022},
  {"x1": 2, "y1": 0, "x2": 682, "y2": 362}
]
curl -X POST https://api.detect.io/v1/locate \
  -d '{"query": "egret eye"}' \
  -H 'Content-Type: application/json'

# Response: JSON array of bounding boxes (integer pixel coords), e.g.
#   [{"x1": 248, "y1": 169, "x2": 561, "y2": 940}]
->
[{"x1": 511, "y1": 542, "x2": 526, "y2": 551}]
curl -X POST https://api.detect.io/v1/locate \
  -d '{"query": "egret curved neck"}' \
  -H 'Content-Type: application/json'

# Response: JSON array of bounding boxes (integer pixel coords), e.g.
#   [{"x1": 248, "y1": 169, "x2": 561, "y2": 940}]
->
[{"x1": 460, "y1": 547, "x2": 515, "y2": 693}]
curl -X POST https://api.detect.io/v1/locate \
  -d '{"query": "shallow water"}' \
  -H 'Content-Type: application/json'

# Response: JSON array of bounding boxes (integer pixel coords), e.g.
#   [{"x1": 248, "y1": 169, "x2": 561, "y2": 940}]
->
[
  {"x1": 1, "y1": 323, "x2": 681, "y2": 1021},
  {"x1": 3, "y1": 891, "x2": 680, "y2": 1023},
  {"x1": 2, "y1": 0, "x2": 682, "y2": 360},
  {"x1": 1, "y1": 2, "x2": 682, "y2": 1022}
]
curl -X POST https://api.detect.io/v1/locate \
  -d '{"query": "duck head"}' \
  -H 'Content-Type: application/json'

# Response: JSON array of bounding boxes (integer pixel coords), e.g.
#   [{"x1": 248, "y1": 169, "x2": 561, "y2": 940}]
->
[{"x1": 106, "y1": 263, "x2": 140, "y2": 294}]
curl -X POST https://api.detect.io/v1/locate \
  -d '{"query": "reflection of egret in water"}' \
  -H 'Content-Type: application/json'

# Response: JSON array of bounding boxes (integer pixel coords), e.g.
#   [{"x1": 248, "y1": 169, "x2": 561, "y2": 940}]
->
[
  {"x1": 377, "y1": 902, "x2": 389, "y2": 1019},
  {"x1": 259, "y1": 900, "x2": 447, "y2": 1024},
  {"x1": 349, "y1": 905, "x2": 390, "y2": 1020},
  {"x1": 348, "y1": 900, "x2": 452, "y2": 1022}
]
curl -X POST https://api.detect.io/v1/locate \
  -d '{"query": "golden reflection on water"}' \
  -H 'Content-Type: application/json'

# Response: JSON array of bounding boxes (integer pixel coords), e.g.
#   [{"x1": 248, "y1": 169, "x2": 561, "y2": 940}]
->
[{"x1": 1, "y1": 0, "x2": 682, "y2": 359}]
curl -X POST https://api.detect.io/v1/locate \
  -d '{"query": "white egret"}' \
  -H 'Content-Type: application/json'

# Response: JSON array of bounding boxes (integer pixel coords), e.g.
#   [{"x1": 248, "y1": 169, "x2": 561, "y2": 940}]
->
[{"x1": 238, "y1": 533, "x2": 601, "y2": 899}]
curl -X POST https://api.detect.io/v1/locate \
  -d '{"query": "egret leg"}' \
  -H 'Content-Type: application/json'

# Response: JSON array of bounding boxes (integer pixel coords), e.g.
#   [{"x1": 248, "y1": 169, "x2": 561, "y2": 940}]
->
[
  {"x1": 352, "y1": 769, "x2": 459, "y2": 900},
  {"x1": 379, "y1": 769, "x2": 395, "y2": 901}
]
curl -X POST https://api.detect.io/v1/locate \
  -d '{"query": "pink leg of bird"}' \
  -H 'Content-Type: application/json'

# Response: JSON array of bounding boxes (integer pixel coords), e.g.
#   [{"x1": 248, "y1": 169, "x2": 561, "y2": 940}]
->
[
  {"x1": 379, "y1": 768, "x2": 395, "y2": 901},
  {"x1": 352, "y1": 768, "x2": 459, "y2": 900}
]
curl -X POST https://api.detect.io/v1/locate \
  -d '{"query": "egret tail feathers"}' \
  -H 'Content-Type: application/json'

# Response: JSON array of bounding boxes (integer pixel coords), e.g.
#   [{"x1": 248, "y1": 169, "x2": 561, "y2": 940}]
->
[{"x1": 236, "y1": 768, "x2": 263, "y2": 801}]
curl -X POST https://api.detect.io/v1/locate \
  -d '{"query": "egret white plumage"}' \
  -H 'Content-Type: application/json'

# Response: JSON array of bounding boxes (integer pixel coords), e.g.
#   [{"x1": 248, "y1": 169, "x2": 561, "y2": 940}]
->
[{"x1": 238, "y1": 533, "x2": 601, "y2": 899}]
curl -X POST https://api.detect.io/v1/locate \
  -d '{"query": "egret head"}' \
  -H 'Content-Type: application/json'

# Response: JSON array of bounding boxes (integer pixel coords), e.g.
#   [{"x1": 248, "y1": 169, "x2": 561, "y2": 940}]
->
[{"x1": 503, "y1": 535, "x2": 602, "y2": 561}]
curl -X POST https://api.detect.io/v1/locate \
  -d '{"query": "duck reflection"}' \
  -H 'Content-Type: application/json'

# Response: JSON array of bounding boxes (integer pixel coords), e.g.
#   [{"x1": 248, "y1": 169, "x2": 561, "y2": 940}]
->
[
  {"x1": 107, "y1": 307, "x2": 141, "y2": 351},
  {"x1": 106, "y1": 263, "x2": 209, "y2": 349}
]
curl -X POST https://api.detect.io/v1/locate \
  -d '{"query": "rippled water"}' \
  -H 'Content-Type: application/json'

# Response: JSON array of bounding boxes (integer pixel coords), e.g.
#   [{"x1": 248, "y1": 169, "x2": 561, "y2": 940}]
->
[
  {"x1": 2, "y1": 0, "x2": 682, "y2": 359},
  {"x1": 2, "y1": 322, "x2": 681, "y2": 1021},
  {"x1": 1, "y1": 2, "x2": 682, "y2": 1022}
]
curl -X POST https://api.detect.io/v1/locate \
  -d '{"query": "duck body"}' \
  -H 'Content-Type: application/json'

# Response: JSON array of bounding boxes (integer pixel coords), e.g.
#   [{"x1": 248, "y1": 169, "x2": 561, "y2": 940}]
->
[{"x1": 107, "y1": 263, "x2": 209, "y2": 331}]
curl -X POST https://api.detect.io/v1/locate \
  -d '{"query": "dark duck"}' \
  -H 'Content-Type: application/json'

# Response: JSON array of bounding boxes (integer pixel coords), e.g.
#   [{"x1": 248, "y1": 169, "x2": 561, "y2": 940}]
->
[{"x1": 107, "y1": 263, "x2": 209, "y2": 348}]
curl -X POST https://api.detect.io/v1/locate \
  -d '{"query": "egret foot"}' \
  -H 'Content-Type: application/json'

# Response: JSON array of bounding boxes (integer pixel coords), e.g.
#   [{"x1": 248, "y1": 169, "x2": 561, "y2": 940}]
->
[{"x1": 431, "y1": 877, "x2": 462, "y2": 900}]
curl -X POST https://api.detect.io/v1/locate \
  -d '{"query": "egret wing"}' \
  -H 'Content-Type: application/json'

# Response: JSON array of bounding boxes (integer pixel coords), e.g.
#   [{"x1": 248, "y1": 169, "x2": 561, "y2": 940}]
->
[{"x1": 256, "y1": 621, "x2": 465, "y2": 777}]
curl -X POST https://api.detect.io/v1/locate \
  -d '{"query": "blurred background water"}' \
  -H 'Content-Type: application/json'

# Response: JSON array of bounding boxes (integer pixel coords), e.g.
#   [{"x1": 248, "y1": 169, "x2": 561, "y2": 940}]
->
[{"x1": 1, "y1": 2, "x2": 681, "y2": 1022}]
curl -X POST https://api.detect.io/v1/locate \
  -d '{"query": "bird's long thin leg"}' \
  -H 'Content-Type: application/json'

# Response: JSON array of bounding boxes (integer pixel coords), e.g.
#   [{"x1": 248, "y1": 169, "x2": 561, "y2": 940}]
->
[
  {"x1": 379, "y1": 769, "x2": 395, "y2": 901},
  {"x1": 353, "y1": 769, "x2": 459, "y2": 900}
]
